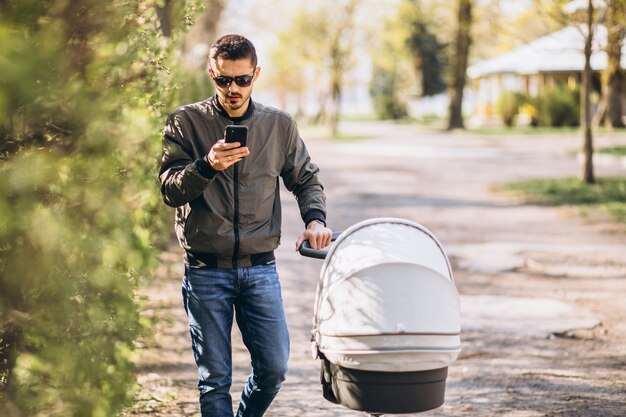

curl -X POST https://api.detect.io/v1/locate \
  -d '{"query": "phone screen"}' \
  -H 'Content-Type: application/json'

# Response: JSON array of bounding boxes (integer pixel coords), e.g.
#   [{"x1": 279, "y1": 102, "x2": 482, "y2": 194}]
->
[{"x1": 224, "y1": 125, "x2": 248, "y2": 147}]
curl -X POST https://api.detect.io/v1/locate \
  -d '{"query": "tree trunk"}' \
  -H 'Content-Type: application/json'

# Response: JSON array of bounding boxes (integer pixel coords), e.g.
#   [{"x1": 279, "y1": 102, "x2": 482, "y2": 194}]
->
[
  {"x1": 581, "y1": 0, "x2": 595, "y2": 184},
  {"x1": 156, "y1": 0, "x2": 173, "y2": 37},
  {"x1": 313, "y1": 93, "x2": 329, "y2": 125},
  {"x1": 605, "y1": 0, "x2": 625, "y2": 129},
  {"x1": 330, "y1": 77, "x2": 341, "y2": 137},
  {"x1": 329, "y1": 36, "x2": 343, "y2": 136},
  {"x1": 447, "y1": 0, "x2": 473, "y2": 130},
  {"x1": 327, "y1": 0, "x2": 358, "y2": 136},
  {"x1": 182, "y1": 0, "x2": 226, "y2": 69},
  {"x1": 157, "y1": 0, "x2": 225, "y2": 69}
]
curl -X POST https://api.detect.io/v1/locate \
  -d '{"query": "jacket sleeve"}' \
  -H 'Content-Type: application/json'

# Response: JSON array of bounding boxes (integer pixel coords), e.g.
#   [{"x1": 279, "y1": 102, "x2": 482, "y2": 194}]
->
[
  {"x1": 280, "y1": 118, "x2": 327, "y2": 224},
  {"x1": 158, "y1": 112, "x2": 217, "y2": 208}
]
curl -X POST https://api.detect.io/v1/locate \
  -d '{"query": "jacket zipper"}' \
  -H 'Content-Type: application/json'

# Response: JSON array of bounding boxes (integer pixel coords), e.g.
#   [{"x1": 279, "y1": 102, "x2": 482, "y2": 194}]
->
[
  {"x1": 232, "y1": 162, "x2": 240, "y2": 269},
  {"x1": 231, "y1": 121, "x2": 241, "y2": 269}
]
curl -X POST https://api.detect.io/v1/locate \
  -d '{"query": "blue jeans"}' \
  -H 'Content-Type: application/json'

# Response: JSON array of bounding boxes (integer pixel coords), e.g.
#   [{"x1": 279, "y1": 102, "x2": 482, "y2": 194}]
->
[{"x1": 182, "y1": 263, "x2": 290, "y2": 417}]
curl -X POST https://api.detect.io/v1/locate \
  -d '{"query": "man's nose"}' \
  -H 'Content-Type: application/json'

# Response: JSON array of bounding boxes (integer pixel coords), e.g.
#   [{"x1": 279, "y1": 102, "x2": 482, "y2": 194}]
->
[{"x1": 228, "y1": 82, "x2": 240, "y2": 93}]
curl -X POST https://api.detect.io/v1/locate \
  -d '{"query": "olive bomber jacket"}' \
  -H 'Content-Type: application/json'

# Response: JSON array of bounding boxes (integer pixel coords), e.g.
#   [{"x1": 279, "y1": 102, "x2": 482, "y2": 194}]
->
[{"x1": 159, "y1": 97, "x2": 327, "y2": 268}]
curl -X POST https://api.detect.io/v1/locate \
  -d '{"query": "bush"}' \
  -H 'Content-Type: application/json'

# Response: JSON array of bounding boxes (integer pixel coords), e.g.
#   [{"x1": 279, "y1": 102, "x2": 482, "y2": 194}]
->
[
  {"x1": 370, "y1": 65, "x2": 408, "y2": 120},
  {"x1": 534, "y1": 85, "x2": 580, "y2": 127},
  {"x1": 177, "y1": 68, "x2": 215, "y2": 107},
  {"x1": 0, "y1": 1, "x2": 200, "y2": 416},
  {"x1": 495, "y1": 91, "x2": 527, "y2": 127}
]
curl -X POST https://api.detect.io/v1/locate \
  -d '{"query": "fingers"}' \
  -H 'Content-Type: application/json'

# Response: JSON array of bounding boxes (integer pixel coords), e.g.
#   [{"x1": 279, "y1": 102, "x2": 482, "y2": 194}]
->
[
  {"x1": 308, "y1": 233, "x2": 321, "y2": 250},
  {"x1": 317, "y1": 230, "x2": 332, "y2": 249},
  {"x1": 295, "y1": 236, "x2": 305, "y2": 251},
  {"x1": 213, "y1": 140, "x2": 241, "y2": 151},
  {"x1": 321, "y1": 231, "x2": 332, "y2": 248},
  {"x1": 229, "y1": 147, "x2": 250, "y2": 159},
  {"x1": 207, "y1": 143, "x2": 250, "y2": 171},
  {"x1": 299, "y1": 228, "x2": 333, "y2": 250},
  {"x1": 308, "y1": 236, "x2": 329, "y2": 250}
]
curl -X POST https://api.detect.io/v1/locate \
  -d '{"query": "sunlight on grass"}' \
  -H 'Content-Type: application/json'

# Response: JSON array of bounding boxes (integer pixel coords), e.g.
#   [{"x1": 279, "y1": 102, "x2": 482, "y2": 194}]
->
[
  {"x1": 300, "y1": 124, "x2": 370, "y2": 141},
  {"x1": 495, "y1": 177, "x2": 626, "y2": 225},
  {"x1": 469, "y1": 126, "x2": 581, "y2": 135},
  {"x1": 597, "y1": 146, "x2": 626, "y2": 156},
  {"x1": 468, "y1": 126, "x2": 626, "y2": 137}
]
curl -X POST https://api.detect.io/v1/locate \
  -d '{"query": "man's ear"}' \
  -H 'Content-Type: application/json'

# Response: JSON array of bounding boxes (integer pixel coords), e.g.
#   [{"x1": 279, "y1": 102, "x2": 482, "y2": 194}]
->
[{"x1": 254, "y1": 66, "x2": 261, "y2": 80}]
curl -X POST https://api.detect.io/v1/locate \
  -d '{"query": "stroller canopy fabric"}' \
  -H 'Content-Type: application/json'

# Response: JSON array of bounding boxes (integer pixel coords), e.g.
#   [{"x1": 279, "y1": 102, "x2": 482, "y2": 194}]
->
[{"x1": 312, "y1": 218, "x2": 461, "y2": 372}]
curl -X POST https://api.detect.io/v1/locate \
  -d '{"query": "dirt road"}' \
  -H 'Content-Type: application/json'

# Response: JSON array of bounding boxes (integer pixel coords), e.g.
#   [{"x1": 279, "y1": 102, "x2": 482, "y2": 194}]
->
[{"x1": 125, "y1": 122, "x2": 626, "y2": 417}]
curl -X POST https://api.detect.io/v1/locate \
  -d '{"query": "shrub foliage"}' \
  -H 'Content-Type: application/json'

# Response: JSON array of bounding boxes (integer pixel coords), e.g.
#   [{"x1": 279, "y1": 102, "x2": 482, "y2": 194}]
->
[
  {"x1": 0, "y1": 1, "x2": 201, "y2": 415},
  {"x1": 495, "y1": 91, "x2": 526, "y2": 127},
  {"x1": 534, "y1": 85, "x2": 581, "y2": 127}
]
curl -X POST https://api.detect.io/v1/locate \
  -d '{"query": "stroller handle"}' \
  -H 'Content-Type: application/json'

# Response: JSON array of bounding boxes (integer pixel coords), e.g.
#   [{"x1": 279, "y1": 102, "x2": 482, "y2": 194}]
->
[{"x1": 299, "y1": 232, "x2": 342, "y2": 259}]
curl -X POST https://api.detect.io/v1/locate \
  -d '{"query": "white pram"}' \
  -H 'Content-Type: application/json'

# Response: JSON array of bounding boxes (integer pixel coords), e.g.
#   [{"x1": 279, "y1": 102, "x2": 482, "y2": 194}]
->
[{"x1": 300, "y1": 218, "x2": 461, "y2": 415}]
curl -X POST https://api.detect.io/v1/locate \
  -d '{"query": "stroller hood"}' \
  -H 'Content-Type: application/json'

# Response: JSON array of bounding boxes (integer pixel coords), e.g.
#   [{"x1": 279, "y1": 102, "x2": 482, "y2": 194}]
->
[{"x1": 312, "y1": 218, "x2": 461, "y2": 372}]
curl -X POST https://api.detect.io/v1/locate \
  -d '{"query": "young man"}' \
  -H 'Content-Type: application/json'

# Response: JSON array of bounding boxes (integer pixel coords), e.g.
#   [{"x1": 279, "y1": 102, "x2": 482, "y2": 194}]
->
[{"x1": 158, "y1": 34, "x2": 332, "y2": 417}]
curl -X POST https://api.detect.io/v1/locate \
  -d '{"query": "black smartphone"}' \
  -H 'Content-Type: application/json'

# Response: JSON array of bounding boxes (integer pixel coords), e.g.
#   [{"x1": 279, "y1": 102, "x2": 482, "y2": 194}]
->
[{"x1": 224, "y1": 125, "x2": 248, "y2": 147}]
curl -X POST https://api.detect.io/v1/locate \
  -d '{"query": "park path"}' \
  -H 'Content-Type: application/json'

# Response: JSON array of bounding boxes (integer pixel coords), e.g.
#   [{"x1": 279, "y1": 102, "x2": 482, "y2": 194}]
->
[{"x1": 124, "y1": 121, "x2": 626, "y2": 417}]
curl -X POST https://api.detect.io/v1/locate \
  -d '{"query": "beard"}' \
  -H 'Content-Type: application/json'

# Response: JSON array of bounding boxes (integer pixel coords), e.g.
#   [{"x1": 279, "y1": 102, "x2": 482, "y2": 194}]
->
[{"x1": 221, "y1": 93, "x2": 248, "y2": 110}]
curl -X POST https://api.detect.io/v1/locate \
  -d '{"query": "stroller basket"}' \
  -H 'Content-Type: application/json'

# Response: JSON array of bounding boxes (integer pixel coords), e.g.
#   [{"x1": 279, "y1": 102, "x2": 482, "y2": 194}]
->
[{"x1": 301, "y1": 218, "x2": 461, "y2": 414}]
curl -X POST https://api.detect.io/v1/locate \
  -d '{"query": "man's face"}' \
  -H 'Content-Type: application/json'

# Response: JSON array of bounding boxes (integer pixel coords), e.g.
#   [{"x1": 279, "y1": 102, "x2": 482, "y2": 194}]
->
[{"x1": 209, "y1": 57, "x2": 259, "y2": 117}]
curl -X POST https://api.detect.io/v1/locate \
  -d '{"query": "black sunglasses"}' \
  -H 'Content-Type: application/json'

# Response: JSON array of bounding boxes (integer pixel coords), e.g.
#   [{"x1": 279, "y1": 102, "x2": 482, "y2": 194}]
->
[{"x1": 212, "y1": 69, "x2": 256, "y2": 88}]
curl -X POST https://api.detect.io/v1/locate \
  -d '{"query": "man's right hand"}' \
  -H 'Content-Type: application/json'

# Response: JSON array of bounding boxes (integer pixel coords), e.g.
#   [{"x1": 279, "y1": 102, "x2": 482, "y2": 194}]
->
[{"x1": 207, "y1": 139, "x2": 250, "y2": 171}]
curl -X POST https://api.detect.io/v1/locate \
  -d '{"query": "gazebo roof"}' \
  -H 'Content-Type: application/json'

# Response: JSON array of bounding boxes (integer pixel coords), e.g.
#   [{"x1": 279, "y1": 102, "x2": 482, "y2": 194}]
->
[{"x1": 467, "y1": 25, "x2": 626, "y2": 79}]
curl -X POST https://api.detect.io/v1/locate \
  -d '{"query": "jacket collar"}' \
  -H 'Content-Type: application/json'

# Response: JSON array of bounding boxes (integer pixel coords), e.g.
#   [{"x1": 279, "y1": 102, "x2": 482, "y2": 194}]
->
[{"x1": 211, "y1": 95, "x2": 255, "y2": 123}]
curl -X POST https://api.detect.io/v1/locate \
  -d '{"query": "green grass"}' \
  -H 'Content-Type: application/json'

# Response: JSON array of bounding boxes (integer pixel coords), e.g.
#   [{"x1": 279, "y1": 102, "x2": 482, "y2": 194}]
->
[
  {"x1": 300, "y1": 124, "x2": 370, "y2": 142},
  {"x1": 400, "y1": 115, "x2": 445, "y2": 126},
  {"x1": 597, "y1": 146, "x2": 626, "y2": 156},
  {"x1": 469, "y1": 125, "x2": 581, "y2": 135},
  {"x1": 468, "y1": 125, "x2": 626, "y2": 136},
  {"x1": 338, "y1": 113, "x2": 378, "y2": 122},
  {"x1": 496, "y1": 176, "x2": 626, "y2": 225}
]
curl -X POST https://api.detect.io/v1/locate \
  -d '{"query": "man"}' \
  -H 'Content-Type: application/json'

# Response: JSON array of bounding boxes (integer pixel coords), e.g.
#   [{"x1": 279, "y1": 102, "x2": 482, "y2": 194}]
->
[{"x1": 158, "y1": 34, "x2": 332, "y2": 417}]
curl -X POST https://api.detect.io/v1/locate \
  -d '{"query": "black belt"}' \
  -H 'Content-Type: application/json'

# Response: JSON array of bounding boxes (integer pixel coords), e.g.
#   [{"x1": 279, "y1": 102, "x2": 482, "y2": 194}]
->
[{"x1": 185, "y1": 251, "x2": 275, "y2": 268}]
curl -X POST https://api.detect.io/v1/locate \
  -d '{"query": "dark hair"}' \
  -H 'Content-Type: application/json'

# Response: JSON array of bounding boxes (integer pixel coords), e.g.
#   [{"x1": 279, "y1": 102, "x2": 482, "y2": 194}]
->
[{"x1": 210, "y1": 34, "x2": 258, "y2": 67}]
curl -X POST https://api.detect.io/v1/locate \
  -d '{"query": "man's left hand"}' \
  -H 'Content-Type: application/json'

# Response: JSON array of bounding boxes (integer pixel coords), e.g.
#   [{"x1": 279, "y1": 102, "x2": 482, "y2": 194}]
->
[{"x1": 295, "y1": 220, "x2": 332, "y2": 251}]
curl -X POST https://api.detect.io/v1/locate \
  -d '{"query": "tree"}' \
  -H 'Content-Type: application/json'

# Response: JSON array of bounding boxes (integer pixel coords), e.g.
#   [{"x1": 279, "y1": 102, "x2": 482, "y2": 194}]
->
[
  {"x1": 536, "y1": 0, "x2": 616, "y2": 183},
  {"x1": 581, "y1": 0, "x2": 596, "y2": 183},
  {"x1": 328, "y1": 0, "x2": 360, "y2": 135},
  {"x1": 268, "y1": 0, "x2": 361, "y2": 134},
  {"x1": 447, "y1": 0, "x2": 473, "y2": 130},
  {"x1": 367, "y1": 0, "x2": 450, "y2": 119},
  {"x1": 265, "y1": 6, "x2": 330, "y2": 121},
  {"x1": 0, "y1": 1, "x2": 203, "y2": 415},
  {"x1": 405, "y1": 2, "x2": 448, "y2": 97},
  {"x1": 267, "y1": 29, "x2": 311, "y2": 116},
  {"x1": 155, "y1": 0, "x2": 221, "y2": 104},
  {"x1": 368, "y1": 0, "x2": 425, "y2": 120},
  {"x1": 604, "y1": 0, "x2": 625, "y2": 128},
  {"x1": 182, "y1": 0, "x2": 226, "y2": 69}
]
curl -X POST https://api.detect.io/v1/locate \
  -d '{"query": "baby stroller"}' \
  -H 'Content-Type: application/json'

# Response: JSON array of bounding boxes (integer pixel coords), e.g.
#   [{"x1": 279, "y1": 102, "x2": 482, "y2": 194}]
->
[{"x1": 300, "y1": 218, "x2": 461, "y2": 415}]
